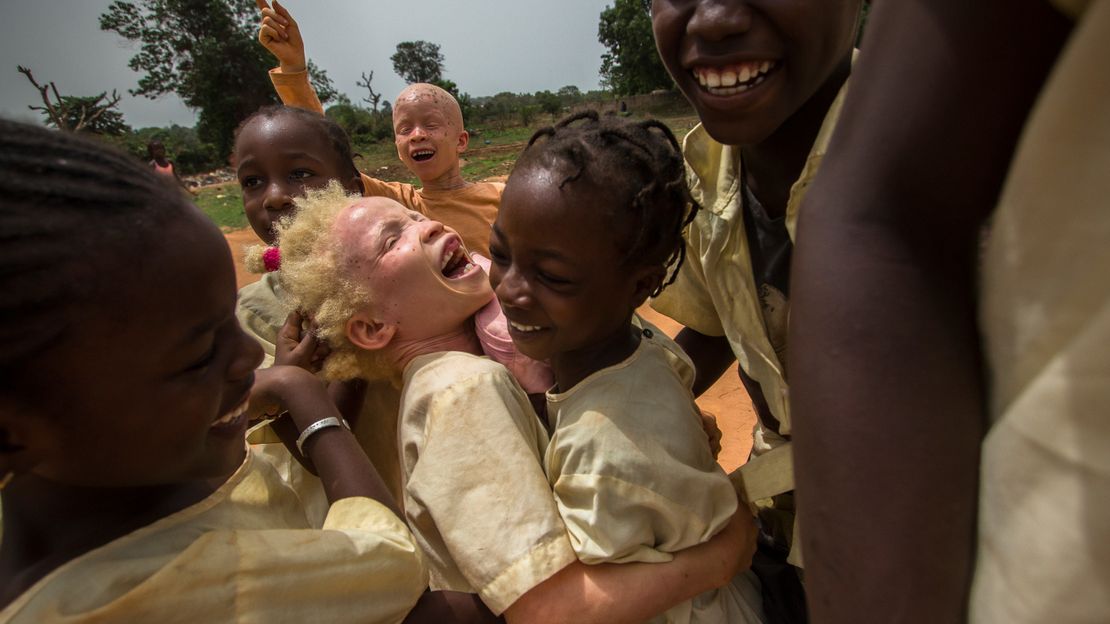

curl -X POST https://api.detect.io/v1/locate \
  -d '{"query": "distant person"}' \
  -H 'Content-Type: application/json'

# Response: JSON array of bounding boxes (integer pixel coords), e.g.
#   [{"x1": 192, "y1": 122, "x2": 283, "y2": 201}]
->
[
  {"x1": 146, "y1": 139, "x2": 191, "y2": 193},
  {"x1": 255, "y1": 0, "x2": 500, "y2": 256},
  {"x1": 787, "y1": 0, "x2": 1105, "y2": 622}
]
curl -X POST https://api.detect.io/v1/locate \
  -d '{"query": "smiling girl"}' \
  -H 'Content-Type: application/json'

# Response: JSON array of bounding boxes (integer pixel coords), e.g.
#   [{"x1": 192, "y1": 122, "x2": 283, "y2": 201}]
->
[
  {"x1": 275, "y1": 182, "x2": 759, "y2": 622},
  {"x1": 0, "y1": 120, "x2": 436, "y2": 623}
]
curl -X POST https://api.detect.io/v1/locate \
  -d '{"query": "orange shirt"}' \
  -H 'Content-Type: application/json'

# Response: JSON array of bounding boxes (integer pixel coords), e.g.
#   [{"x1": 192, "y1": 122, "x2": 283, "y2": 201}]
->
[{"x1": 269, "y1": 68, "x2": 500, "y2": 256}]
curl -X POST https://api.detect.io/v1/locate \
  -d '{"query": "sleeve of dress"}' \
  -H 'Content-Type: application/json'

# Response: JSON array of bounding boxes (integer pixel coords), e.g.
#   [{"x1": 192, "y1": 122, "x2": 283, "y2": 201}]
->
[
  {"x1": 406, "y1": 369, "x2": 577, "y2": 615},
  {"x1": 649, "y1": 231, "x2": 727, "y2": 337},
  {"x1": 170, "y1": 497, "x2": 427, "y2": 624},
  {"x1": 269, "y1": 67, "x2": 324, "y2": 113}
]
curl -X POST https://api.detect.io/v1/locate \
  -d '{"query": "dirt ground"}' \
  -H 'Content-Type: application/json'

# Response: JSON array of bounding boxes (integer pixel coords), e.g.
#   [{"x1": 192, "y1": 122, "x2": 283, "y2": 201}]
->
[{"x1": 225, "y1": 229, "x2": 755, "y2": 472}]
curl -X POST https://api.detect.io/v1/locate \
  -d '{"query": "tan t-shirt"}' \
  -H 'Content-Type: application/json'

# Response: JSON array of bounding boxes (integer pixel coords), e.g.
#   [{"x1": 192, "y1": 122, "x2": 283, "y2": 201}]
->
[
  {"x1": 0, "y1": 445, "x2": 426, "y2": 624},
  {"x1": 269, "y1": 68, "x2": 500, "y2": 256},
  {"x1": 399, "y1": 351, "x2": 577, "y2": 615}
]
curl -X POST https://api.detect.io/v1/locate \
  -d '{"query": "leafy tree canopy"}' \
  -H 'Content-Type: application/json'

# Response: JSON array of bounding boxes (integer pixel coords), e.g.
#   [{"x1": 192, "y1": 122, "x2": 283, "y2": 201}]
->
[
  {"x1": 391, "y1": 41, "x2": 445, "y2": 84},
  {"x1": 101, "y1": 0, "x2": 335, "y2": 156},
  {"x1": 598, "y1": 0, "x2": 672, "y2": 95}
]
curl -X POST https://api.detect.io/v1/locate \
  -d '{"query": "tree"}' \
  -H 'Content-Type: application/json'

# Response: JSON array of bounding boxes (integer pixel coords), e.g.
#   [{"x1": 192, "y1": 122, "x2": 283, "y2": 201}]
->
[
  {"x1": 536, "y1": 90, "x2": 562, "y2": 120},
  {"x1": 100, "y1": 0, "x2": 335, "y2": 157},
  {"x1": 357, "y1": 70, "x2": 383, "y2": 112},
  {"x1": 391, "y1": 41, "x2": 445, "y2": 84},
  {"x1": 17, "y1": 66, "x2": 129, "y2": 135},
  {"x1": 598, "y1": 0, "x2": 672, "y2": 95}
]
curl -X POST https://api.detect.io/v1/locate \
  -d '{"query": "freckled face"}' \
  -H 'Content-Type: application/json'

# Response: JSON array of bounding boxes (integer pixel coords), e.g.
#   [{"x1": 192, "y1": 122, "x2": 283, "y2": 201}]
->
[
  {"x1": 651, "y1": 0, "x2": 859, "y2": 146},
  {"x1": 392, "y1": 93, "x2": 468, "y2": 183},
  {"x1": 333, "y1": 198, "x2": 492, "y2": 341}
]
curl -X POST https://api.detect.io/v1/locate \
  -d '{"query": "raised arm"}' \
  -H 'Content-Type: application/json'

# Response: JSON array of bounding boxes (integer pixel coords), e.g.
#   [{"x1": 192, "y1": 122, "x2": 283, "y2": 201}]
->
[
  {"x1": 788, "y1": 0, "x2": 1071, "y2": 621},
  {"x1": 255, "y1": 0, "x2": 323, "y2": 113}
]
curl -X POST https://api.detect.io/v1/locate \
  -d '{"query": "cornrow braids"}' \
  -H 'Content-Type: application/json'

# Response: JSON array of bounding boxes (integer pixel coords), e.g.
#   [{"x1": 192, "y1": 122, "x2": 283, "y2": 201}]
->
[
  {"x1": 233, "y1": 105, "x2": 360, "y2": 179},
  {"x1": 516, "y1": 110, "x2": 698, "y2": 296},
  {"x1": 0, "y1": 118, "x2": 189, "y2": 383}
]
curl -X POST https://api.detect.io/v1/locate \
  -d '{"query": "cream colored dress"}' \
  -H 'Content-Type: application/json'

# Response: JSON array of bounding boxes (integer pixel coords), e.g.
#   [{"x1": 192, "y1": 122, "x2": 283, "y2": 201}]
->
[
  {"x1": 0, "y1": 444, "x2": 426, "y2": 624},
  {"x1": 398, "y1": 351, "x2": 577, "y2": 615},
  {"x1": 971, "y1": 0, "x2": 1110, "y2": 621},
  {"x1": 545, "y1": 324, "x2": 766, "y2": 623}
]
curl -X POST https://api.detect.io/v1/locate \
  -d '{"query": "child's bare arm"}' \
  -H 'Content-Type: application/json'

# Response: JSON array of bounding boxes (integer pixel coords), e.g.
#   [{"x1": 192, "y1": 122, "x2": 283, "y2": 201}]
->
[
  {"x1": 503, "y1": 507, "x2": 758, "y2": 624},
  {"x1": 674, "y1": 327, "x2": 735, "y2": 397},
  {"x1": 255, "y1": 0, "x2": 305, "y2": 73},
  {"x1": 788, "y1": 0, "x2": 1071, "y2": 621}
]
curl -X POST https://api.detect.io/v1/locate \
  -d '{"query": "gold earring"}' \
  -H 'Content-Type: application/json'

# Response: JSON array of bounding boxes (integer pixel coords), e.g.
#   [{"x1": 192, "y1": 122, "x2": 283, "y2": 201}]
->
[{"x1": 0, "y1": 471, "x2": 14, "y2": 491}]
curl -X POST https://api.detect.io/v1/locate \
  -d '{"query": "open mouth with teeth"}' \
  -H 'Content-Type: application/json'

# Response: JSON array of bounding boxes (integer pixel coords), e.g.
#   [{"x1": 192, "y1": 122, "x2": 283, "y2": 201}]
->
[
  {"x1": 440, "y1": 240, "x2": 476, "y2": 279},
  {"x1": 210, "y1": 397, "x2": 249, "y2": 433},
  {"x1": 508, "y1": 320, "x2": 544, "y2": 333},
  {"x1": 692, "y1": 61, "x2": 778, "y2": 96},
  {"x1": 411, "y1": 149, "x2": 435, "y2": 162}
]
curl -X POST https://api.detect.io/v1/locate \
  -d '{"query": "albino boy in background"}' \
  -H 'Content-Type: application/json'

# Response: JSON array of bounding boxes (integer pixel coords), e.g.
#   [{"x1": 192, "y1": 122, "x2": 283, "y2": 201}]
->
[{"x1": 256, "y1": 0, "x2": 499, "y2": 256}]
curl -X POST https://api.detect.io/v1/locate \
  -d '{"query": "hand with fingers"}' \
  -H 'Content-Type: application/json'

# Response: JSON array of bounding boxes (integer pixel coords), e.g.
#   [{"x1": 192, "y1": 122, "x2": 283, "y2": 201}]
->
[
  {"x1": 274, "y1": 311, "x2": 330, "y2": 373},
  {"x1": 699, "y1": 408, "x2": 724, "y2": 459},
  {"x1": 256, "y1": 0, "x2": 306, "y2": 73}
]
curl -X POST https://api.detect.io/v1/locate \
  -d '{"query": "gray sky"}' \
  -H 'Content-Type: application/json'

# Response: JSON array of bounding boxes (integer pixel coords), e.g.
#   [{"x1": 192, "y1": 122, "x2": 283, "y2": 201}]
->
[{"x1": 1, "y1": 0, "x2": 616, "y2": 129}]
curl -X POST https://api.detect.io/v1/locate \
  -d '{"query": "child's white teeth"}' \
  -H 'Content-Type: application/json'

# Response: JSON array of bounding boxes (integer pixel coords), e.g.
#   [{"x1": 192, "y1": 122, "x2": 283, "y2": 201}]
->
[
  {"x1": 213, "y1": 400, "x2": 248, "y2": 427},
  {"x1": 695, "y1": 61, "x2": 776, "y2": 95},
  {"x1": 509, "y1": 320, "x2": 542, "y2": 332},
  {"x1": 720, "y1": 69, "x2": 737, "y2": 87},
  {"x1": 739, "y1": 66, "x2": 751, "y2": 83}
]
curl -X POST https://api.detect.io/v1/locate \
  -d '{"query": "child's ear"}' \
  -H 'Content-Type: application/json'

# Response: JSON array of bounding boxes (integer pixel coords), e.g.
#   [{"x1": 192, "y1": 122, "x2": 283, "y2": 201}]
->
[
  {"x1": 346, "y1": 312, "x2": 396, "y2": 351},
  {"x1": 456, "y1": 129, "x2": 469, "y2": 154},
  {"x1": 630, "y1": 265, "x2": 667, "y2": 309}
]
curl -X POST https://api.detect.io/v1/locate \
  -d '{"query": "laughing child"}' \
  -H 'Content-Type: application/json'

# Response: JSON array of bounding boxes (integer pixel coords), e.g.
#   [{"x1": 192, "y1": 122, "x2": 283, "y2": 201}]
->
[
  {"x1": 255, "y1": 0, "x2": 499, "y2": 256},
  {"x1": 274, "y1": 183, "x2": 759, "y2": 622},
  {"x1": 646, "y1": 0, "x2": 864, "y2": 582},
  {"x1": 0, "y1": 120, "x2": 438, "y2": 623},
  {"x1": 489, "y1": 111, "x2": 766, "y2": 623}
]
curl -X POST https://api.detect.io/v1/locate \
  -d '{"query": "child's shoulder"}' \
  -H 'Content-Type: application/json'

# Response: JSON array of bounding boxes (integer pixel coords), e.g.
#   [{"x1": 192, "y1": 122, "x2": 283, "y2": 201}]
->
[{"x1": 404, "y1": 350, "x2": 519, "y2": 396}]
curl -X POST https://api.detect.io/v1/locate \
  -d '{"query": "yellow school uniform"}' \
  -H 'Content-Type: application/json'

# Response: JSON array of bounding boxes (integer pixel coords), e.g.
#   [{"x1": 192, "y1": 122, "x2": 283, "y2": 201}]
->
[
  {"x1": 398, "y1": 351, "x2": 577, "y2": 615},
  {"x1": 650, "y1": 84, "x2": 848, "y2": 565},
  {"x1": 971, "y1": 1, "x2": 1110, "y2": 620},
  {"x1": 0, "y1": 444, "x2": 426, "y2": 624},
  {"x1": 545, "y1": 323, "x2": 766, "y2": 623}
]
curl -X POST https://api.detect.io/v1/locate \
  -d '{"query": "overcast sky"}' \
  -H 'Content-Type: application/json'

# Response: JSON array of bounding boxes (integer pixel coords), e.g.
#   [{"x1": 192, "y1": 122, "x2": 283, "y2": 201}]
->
[{"x1": 1, "y1": 0, "x2": 617, "y2": 129}]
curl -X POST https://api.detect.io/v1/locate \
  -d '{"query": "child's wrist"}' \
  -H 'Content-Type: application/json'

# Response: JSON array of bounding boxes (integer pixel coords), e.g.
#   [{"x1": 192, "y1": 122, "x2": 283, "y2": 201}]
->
[{"x1": 279, "y1": 62, "x2": 307, "y2": 74}]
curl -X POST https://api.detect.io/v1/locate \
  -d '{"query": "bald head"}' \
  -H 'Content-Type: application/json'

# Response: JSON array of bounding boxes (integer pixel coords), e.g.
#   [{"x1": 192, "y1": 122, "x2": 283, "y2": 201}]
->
[{"x1": 394, "y1": 83, "x2": 464, "y2": 130}]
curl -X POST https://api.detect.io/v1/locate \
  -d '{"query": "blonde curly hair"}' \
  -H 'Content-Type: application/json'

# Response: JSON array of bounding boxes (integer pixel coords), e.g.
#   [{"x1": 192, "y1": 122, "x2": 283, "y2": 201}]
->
[{"x1": 274, "y1": 181, "x2": 396, "y2": 383}]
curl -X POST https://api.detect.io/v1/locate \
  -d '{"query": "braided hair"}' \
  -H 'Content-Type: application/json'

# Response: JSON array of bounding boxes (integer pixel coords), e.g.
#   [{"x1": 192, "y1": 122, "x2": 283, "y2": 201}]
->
[
  {"x1": 0, "y1": 118, "x2": 188, "y2": 385},
  {"x1": 514, "y1": 110, "x2": 698, "y2": 295},
  {"x1": 233, "y1": 105, "x2": 360, "y2": 180}
]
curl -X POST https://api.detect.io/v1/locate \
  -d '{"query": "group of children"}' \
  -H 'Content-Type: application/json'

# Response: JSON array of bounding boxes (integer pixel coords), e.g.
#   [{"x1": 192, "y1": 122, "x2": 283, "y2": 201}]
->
[{"x1": 1, "y1": 0, "x2": 1104, "y2": 621}]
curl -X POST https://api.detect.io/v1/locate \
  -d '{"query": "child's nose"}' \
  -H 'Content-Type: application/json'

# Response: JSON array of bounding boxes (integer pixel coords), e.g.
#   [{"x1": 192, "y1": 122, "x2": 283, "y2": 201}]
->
[
  {"x1": 419, "y1": 219, "x2": 444, "y2": 241},
  {"x1": 688, "y1": 0, "x2": 753, "y2": 40},
  {"x1": 262, "y1": 182, "x2": 293, "y2": 212},
  {"x1": 229, "y1": 327, "x2": 265, "y2": 381},
  {"x1": 494, "y1": 265, "x2": 532, "y2": 308}
]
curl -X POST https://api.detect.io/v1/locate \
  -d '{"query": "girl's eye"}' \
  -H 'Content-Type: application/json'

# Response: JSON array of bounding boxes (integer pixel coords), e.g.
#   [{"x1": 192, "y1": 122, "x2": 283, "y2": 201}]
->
[
  {"x1": 538, "y1": 270, "x2": 571, "y2": 286},
  {"x1": 385, "y1": 237, "x2": 398, "y2": 250},
  {"x1": 240, "y1": 176, "x2": 262, "y2": 190},
  {"x1": 291, "y1": 169, "x2": 314, "y2": 181},
  {"x1": 184, "y1": 344, "x2": 217, "y2": 373},
  {"x1": 488, "y1": 245, "x2": 508, "y2": 265}
]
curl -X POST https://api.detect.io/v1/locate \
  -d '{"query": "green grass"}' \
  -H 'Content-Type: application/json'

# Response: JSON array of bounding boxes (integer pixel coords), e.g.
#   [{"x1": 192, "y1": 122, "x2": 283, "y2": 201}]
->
[
  {"x1": 193, "y1": 112, "x2": 698, "y2": 231},
  {"x1": 194, "y1": 183, "x2": 247, "y2": 230}
]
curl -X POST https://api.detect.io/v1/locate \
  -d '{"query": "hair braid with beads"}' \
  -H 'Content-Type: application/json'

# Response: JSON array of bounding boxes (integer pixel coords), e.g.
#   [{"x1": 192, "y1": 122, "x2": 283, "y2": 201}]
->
[
  {"x1": 0, "y1": 118, "x2": 187, "y2": 388},
  {"x1": 515, "y1": 110, "x2": 698, "y2": 296}
]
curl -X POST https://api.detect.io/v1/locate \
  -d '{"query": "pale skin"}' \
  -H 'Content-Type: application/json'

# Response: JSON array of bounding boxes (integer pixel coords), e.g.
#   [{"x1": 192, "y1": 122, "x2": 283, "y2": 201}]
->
[
  {"x1": 256, "y1": 0, "x2": 471, "y2": 192},
  {"x1": 323, "y1": 198, "x2": 760, "y2": 623}
]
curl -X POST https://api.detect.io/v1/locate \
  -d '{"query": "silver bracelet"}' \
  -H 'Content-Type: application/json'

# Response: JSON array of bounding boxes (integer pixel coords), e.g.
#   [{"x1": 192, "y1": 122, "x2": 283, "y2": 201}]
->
[{"x1": 295, "y1": 416, "x2": 350, "y2": 455}]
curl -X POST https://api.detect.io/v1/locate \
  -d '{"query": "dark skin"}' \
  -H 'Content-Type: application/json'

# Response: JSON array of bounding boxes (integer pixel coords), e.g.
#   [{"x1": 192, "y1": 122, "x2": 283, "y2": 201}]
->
[
  {"x1": 788, "y1": 0, "x2": 1071, "y2": 620},
  {"x1": 650, "y1": 0, "x2": 859, "y2": 391}
]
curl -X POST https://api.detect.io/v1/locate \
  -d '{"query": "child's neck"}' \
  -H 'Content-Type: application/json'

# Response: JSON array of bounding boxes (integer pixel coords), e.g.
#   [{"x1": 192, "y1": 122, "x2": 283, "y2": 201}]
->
[
  {"x1": 550, "y1": 321, "x2": 641, "y2": 393},
  {"x1": 741, "y1": 55, "x2": 852, "y2": 219},
  {"x1": 0, "y1": 475, "x2": 223, "y2": 609},
  {"x1": 389, "y1": 323, "x2": 483, "y2": 370},
  {"x1": 419, "y1": 167, "x2": 470, "y2": 193}
]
